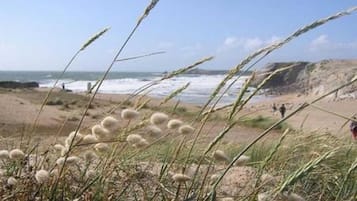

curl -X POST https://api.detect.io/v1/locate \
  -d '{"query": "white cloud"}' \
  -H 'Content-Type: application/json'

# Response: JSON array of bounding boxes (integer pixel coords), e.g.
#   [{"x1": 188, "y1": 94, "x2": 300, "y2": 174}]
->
[
  {"x1": 309, "y1": 34, "x2": 357, "y2": 52},
  {"x1": 224, "y1": 37, "x2": 238, "y2": 46},
  {"x1": 243, "y1": 37, "x2": 263, "y2": 50},
  {"x1": 309, "y1": 34, "x2": 329, "y2": 51},
  {"x1": 218, "y1": 35, "x2": 281, "y2": 53}
]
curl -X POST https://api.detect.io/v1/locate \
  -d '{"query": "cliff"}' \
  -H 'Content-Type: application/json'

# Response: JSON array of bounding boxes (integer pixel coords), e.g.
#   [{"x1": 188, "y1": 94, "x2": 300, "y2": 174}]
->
[{"x1": 252, "y1": 59, "x2": 357, "y2": 98}]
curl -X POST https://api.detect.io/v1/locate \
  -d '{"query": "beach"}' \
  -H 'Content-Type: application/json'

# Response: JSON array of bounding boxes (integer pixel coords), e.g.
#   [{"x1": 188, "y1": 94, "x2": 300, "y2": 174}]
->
[{"x1": 0, "y1": 86, "x2": 355, "y2": 148}]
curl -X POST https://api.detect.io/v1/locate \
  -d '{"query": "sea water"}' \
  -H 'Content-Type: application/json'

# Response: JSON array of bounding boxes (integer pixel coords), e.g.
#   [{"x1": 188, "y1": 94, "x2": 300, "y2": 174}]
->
[{"x1": 0, "y1": 71, "x2": 262, "y2": 106}]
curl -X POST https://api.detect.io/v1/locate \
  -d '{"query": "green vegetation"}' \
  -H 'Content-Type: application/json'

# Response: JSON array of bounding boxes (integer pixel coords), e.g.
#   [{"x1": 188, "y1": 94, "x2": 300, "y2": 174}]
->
[{"x1": 239, "y1": 115, "x2": 290, "y2": 131}]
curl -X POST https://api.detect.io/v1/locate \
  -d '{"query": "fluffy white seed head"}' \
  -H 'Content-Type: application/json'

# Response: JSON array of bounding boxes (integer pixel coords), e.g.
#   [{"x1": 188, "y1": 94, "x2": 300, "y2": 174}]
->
[
  {"x1": 150, "y1": 112, "x2": 168, "y2": 125},
  {"x1": 167, "y1": 119, "x2": 183, "y2": 129},
  {"x1": 172, "y1": 173, "x2": 191, "y2": 183},
  {"x1": 9, "y1": 149, "x2": 25, "y2": 160},
  {"x1": 56, "y1": 157, "x2": 65, "y2": 166},
  {"x1": 35, "y1": 169, "x2": 50, "y2": 184},
  {"x1": 257, "y1": 192, "x2": 271, "y2": 201},
  {"x1": 0, "y1": 150, "x2": 9, "y2": 159},
  {"x1": 50, "y1": 169, "x2": 59, "y2": 178},
  {"x1": 101, "y1": 116, "x2": 120, "y2": 131},
  {"x1": 147, "y1": 125, "x2": 162, "y2": 137},
  {"x1": 82, "y1": 135, "x2": 98, "y2": 144},
  {"x1": 84, "y1": 151, "x2": 98, "y2": 162},
  {"x1": 86, "y1": 169, "x2": 96, "y2": 179},
  {"x1": 94, "y1": 143, "x2": 110, "y2": 153},
  {"x1": 7, "y1": 176, "x2": 17, "y2": 186},
  {"x1": 67, "y1": 156, "x2": 80, "y2": 165},
  {"x1": 91, "y1": 125, "x2": 110, "y2": 140},
  {"x1": 54, "y1": 144, "x2": 65, "y2": 152},
  {"x1": 65, "y1": 131, "x2": 83, "y2": 147},
  {"x1": 126, "y1": 134, "x2": 143, "y2": 145},
  {"x1": 60, "y1": 146, "x2": 69, "y2": 157},
  {"x1": 178, "y1": 125, "x2": 194, "y2": 135},
  {"x1": 234, "y1": 155, "x2": 250, "y2": 166},
  {"x1": 283, "y1": 192, "x2": 305, "y2": 201},
  {"x1": 133, "y1": 138, "x2": 149, "y2": 148},
  {"x1": 213, "y1": 150, "x2": 230, "y2": 162},
  {"x1": 121, "y1": 108, "x2": 139, "y2": 120}
]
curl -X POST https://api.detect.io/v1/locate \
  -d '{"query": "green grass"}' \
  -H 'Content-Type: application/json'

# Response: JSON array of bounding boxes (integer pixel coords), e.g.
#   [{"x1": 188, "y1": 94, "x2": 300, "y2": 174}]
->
[{"x1": 238, "y1": 115, "x2": 291, "y2": 131}]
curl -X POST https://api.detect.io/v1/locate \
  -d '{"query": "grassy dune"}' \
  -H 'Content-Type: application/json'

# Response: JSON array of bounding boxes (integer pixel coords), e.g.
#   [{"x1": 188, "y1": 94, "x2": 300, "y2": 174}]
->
[{"x1": 0, "y1": 1, "x2": 356, "y2": 201}]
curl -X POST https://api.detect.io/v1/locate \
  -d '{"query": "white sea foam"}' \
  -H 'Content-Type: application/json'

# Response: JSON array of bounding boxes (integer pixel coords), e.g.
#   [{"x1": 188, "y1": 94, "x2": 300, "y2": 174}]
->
[{"x1": 40, "y1": 75, "x2": 259, "y2": 105}]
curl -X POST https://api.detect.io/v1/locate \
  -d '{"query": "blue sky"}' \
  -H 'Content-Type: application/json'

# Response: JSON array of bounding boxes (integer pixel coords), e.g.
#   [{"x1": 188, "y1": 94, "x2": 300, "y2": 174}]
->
[{"x1": 0, "y1": 1, "x2": 356, "y2": 72}]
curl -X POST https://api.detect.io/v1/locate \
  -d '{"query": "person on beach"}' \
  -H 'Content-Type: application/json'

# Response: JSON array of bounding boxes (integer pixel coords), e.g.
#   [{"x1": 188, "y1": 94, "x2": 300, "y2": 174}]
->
[
  {"x1": 272, "y1": 103, "x2": 277, "y2": 115},
  {"x1": 350, "y1": 116, "x2": 357, "y2": 140},
  {"x1": 279, "y1": 104, "x2": 286, "y2": 118},
  {"x1": 62, "y1": 83, "x2": 65, "y2": 90}
]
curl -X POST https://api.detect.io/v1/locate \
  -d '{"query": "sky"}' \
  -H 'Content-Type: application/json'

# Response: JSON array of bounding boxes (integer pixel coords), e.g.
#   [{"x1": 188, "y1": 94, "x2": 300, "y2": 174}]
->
[{"x1": 0, "y1": 1, "x2": 357, "y2": 72}]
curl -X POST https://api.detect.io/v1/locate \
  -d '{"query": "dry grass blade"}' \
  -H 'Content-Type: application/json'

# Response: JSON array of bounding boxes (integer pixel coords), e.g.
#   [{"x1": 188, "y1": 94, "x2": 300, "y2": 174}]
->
[
  {"x1": 162, "y1": 56, "x2": 214, "y2": 80},
  {"x1": 137, "y1": 0, "x2": 159, "y2": 25},
  {"x1": 115, "y1": 51, "x2": 165, "y2": 62},
  {"x1": 160, "y1": 82, "x2": 190, "y2": 105},
  {"x1": 80, "y1": 27, "x2": 110, "y2": 51}
]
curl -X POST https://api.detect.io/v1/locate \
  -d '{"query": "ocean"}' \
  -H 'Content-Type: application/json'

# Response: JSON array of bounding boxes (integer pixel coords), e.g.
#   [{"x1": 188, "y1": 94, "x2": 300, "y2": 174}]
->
[{"x1": 0, "y1": 71, "x2": 261, "y2": 106}]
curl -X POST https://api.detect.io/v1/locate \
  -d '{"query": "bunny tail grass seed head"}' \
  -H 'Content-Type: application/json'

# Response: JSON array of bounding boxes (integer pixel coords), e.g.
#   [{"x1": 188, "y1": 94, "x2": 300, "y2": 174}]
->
[
  {"x1": 234, "y1": 155, "x2": 250, "y2": 166},
  {"x1": 167, "y1": 119, "x2": 183, "y2": 129},
  {"x1": 82, "y1": 135, "x2": 98, "y2": 144},
  {"x1": 101, "y1": 116, "x2": 120, "y2": 131},
  {"x1": 213, "y1": 150, "x2": 230, "y2": 162},
  {"x1": 50, "y1": 169, "x2": 59, "y2": 178},
  {"x1": 147, "y1": 125, "x2": 162, "y2": 137},
  {"x1": 0, "y1": 150, "x2": 9, "y2": 159},
  {"x1": 172, "y1": 173, "x2": 191, "y2": 183},
  {"x1": 283, "y1": 192, "x2": 305, "y2": 201},
  {"x1": 9, "y1": 149, "x2": 25, "y2": 160},
  {"x1": 65, "y1": 131, "x2": 83, "y2": 147},
  {"x1": 67, "y1": 156, "x2": 80, "y2": 165},
  {"x1": 84, "y1": 151, "x2": 98, "y2": 162},
  {"x1": 178, "y1": 124, "x2": 194, "y2": 135},
  {"x1": 134, "y1": 138, "x2": 149, "y2": 148},
  {"x1": 92, "y1": 125, "x2": 110, "y2": 140},
  {"x1": 150, "y1": 112, "x2": 168, "y2": 125},
  {"x1": 56, "y1": 157, "x2": 65, "y2": 166},
  {"x1": 35, "y1": 169, "x2": 50, "y2": 184},
  {"x1": 86, "y1": 169, "x2": 96, "y2": 179},
  {"x1": 60, "y1": 146, "x2": 69, "y2": 157},
  {"x1": 121, "y1": 108, "x2": 139, "y2": 120},
  {"x1": 257, "y1": 192, "x2": 271, "y2": 201},
  {"x1": 94, "y1": 143, "x2": 110, "y2": 153},
  {"x1": 54, "y1": 144, "x2": 65, "y2": 152},
  {"x1": 126, "y1": 134, "x2": 143, "y2": 145},
  {"x1": 7, "y1": 176, "x2": 17, "y2": 186}
]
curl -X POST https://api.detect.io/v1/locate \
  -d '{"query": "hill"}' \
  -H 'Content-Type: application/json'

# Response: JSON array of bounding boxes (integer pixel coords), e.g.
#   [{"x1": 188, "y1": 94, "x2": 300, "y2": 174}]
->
[{"x1": 252, "y1": 59, "x2": 357, "y2": 99}]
